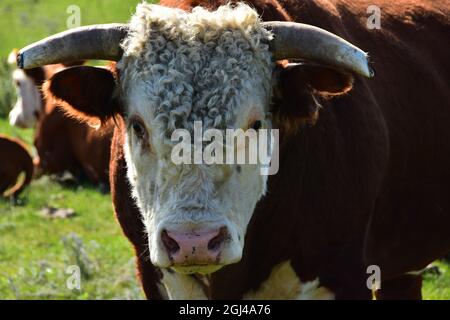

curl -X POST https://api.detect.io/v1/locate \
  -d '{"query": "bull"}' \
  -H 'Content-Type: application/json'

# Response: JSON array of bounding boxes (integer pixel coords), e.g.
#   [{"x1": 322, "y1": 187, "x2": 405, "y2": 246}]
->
[{"x1": 16, "y1": 0, "x2": 450, "y2": 299}]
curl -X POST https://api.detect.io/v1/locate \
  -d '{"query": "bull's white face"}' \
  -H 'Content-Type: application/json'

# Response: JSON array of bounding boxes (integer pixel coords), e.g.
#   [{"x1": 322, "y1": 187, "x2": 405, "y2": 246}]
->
[
  {"x1": 9, "y1": 69, "x2": 41, "y2": 128},
  {"x1": 123, "y1": 83, "x2": 271, "y2": 273},
  {"x1": 117, "y1": 3, "x2": 274, "y2": 273}
]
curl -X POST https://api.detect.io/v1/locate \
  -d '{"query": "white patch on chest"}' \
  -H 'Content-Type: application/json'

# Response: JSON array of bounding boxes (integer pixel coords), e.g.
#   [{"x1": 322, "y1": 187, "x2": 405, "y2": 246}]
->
[
  {"x1": 243, "y1": 261, "x2": 335, "y2": 300},
  {"x1": 160, "y1": 269, "x2": 208, "y2": 300},
  {"x1": 159, "y1": 261, "x2": 335, "y2": 300}
]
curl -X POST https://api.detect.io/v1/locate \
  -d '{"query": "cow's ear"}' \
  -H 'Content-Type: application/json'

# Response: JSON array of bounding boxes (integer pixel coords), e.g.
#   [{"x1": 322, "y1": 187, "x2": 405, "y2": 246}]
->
[
  {"x1": 277, "y1": 62, "x2": 354, "y2": 97},
  {"x1": 272, "y1": 63, "x2": 354, "y2": 127},
  {"x1": 44, "y1": 65, "x2": 120, "y2": 125}
]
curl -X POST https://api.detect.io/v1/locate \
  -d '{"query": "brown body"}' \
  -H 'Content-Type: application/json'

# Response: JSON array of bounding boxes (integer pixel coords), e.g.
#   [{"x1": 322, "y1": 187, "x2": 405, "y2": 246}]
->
[
  {"x1": 34, "y1": 101, "x2": 113, "y2": 185},
  {"x1": 15, "y1": 63, "x2": 113, "y2": 186},
  {"x1": 108, "y1": 0, "x2": 450, "y2": 299},
  {"x1": 0, "y1": 135, "x2": 33, "y2": 198},
  {"x1": 37, "y1": 0, "x2": 450, "y2": 299}
]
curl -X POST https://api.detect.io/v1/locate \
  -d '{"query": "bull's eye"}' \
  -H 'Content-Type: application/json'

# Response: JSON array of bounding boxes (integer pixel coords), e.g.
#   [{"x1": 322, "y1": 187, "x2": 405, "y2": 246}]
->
[
  {"x1": 130, "y1": 118, "x2": 147, "y2": 140},
  {"x1": 250, "y1": 120, "x2": 262, "y2": 131},
  {"x1": 15, "y1": 80, "x2": 20, "y2": 87}
]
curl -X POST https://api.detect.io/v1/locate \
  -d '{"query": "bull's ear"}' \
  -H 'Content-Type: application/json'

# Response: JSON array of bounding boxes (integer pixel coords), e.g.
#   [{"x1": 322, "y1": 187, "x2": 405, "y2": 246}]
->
[
  {"x1": 272, "y1": 63, "x2": 354, "y2": 127},
  {"x1": 278, "y1": 62, "x2": 354, "y2": 96},
  {"x1": 44, "y1": 65, "x2": 120, "y2": 125}
]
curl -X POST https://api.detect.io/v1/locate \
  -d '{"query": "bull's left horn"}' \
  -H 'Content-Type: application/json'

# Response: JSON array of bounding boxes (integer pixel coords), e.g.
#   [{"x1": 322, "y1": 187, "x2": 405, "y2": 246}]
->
[
  {"x1": 17, "y1": 23, "x2": 128, "y2": 69},
  {"x1": 262, "y1": 21, "x2": 373, "y2": 78}
]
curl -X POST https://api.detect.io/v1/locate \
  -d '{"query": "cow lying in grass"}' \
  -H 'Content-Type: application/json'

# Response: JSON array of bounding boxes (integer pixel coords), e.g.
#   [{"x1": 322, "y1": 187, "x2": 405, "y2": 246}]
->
[
  {"x1": 0, "y1": 134, "x2": 33, "y2": 199},
  {"x1": 8, "y1": 52, "x2": 113, "y2": 186}
]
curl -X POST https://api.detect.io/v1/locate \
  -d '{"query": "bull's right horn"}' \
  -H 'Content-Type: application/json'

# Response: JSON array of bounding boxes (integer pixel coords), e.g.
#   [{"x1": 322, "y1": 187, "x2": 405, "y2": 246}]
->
[
  {"x1": 17, "y1": 23, "x2": 129, "y2": 69},
  {"x1": 262, "y1": 21, "x2": 373, "y2": 78}
]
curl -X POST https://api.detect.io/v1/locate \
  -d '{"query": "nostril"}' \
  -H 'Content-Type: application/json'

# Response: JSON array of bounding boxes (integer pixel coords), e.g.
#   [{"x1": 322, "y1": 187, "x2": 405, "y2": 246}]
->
[
  {"x1": 161, "y1": 230, "x2": 180, "y2": 256},
  {"x1": 207, "y1": 227, "x2": 228, "y2": 252}
]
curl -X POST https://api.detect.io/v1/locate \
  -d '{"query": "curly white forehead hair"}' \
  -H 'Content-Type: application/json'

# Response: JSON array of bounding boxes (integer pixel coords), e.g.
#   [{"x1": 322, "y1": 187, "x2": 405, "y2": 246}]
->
[{"x1": 117, "y1": 2, "x2": 274, "y2": 138}]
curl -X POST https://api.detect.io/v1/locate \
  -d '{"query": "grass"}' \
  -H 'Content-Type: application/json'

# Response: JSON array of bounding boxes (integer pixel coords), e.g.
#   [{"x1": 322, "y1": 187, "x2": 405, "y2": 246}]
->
[
  {"x1": 0, "y1": 0, "x2": 145, "y2": 299},
  {"x1": 0, "y1": 121, "x2": 143, "y2": 300},
  {"x1": 0, "y1": 61, "x2": 16, "y2": 118},
  {"x1": 423, "y1": 261, "x2": 450, "y2": 300},
  {"x1": 0, "y1": 0, "x2": 142, "y2": 58},
  {"x1": 0, "y1": 0, "x2": 448, "y2": 300}
]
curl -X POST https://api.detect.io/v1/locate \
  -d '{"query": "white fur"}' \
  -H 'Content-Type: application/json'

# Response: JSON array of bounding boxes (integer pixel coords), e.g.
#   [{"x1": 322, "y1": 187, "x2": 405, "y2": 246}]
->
[
  {"x1": 244, "y1": 261, "x2": 335, "y2": 300},
  {"x1": 159, "y1": 269, "x2": 207, "y2": 299},
  {"x1": 158, "y1": 261, "x2": 335, "y2": 300},
  {"x1": 9, "y1": 69, "x2": 41, "y2": 128},
  {"x1": 117, "y1": 3, "x2": 276, "y2": 270}
]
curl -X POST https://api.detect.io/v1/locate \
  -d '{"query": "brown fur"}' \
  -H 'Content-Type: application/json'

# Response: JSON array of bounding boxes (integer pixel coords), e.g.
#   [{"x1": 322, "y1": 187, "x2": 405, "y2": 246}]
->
[
  {"x1": 46, "y1": 0, "x2": 450, "y2": 299},
  {"x1": 21, "y1": 63, "x2": 114, "y2": 186},
  {"x1": 109, "y1": 119, "x2": 164, "y2": 299},
  {"x1": 44, "y1": 66, "x2": 122, "y2": 126},
  {"x1": 161, "y1": 0, "x2": 293, "y2": 21},
  {"x1": 34, "y1": 100, "x2": 113, "y2": 186},
  {"x1": 0, "y1": 135, "x2": 33, "y2": 198},
  {"x1": 272, "y1": 62, "x2": 354, "y2": 135},
  {"x1": 19, "y1": 64, "x2": 64, "y2": 120}
]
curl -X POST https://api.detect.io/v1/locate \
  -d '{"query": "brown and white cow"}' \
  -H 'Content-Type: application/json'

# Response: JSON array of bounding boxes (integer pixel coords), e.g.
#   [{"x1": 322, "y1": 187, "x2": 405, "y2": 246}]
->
[
  {"x1": 8, "y1": 54, "x2": 113, "y2": 186},
  {"x1": 17, "y1": 0, "x2": 450, "y2": 299},
  {"x1": 7, "y1": 51, "x2": 83, "y2": 128},
  {"x1": 0, "y1": 134, "x2": 33, "y2": 199},
  {"x1": 33, "y1": 99, "x2": 113, "y2": 186}
]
